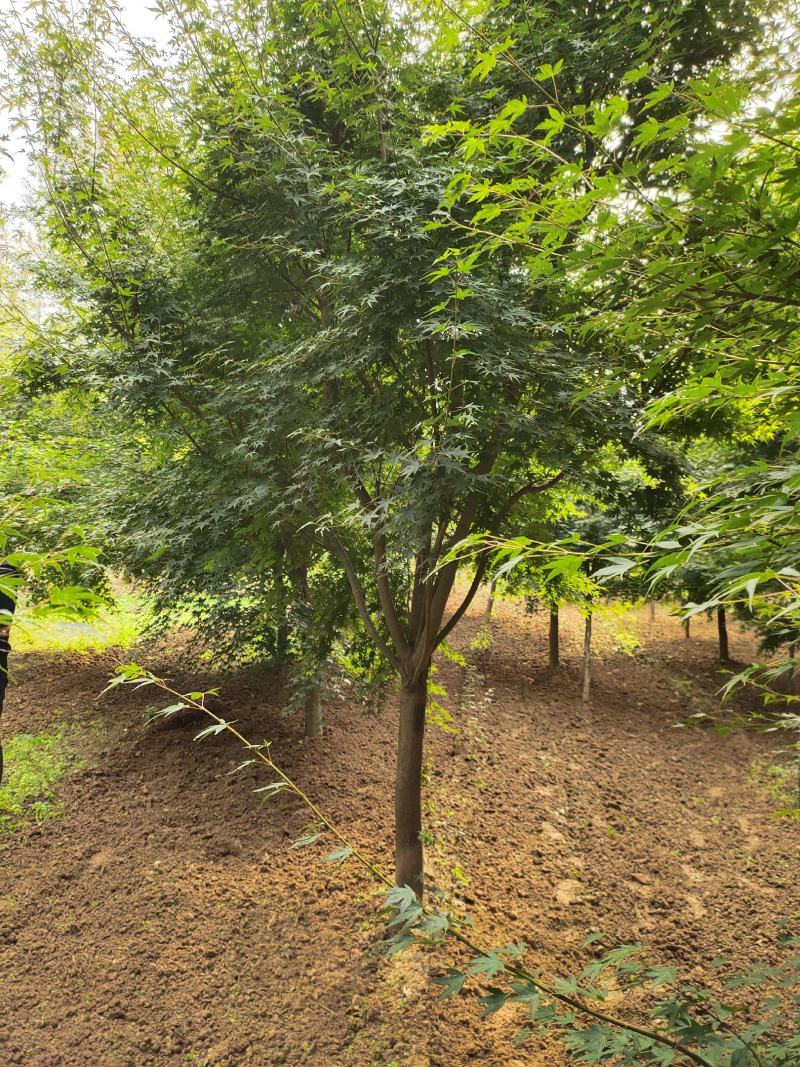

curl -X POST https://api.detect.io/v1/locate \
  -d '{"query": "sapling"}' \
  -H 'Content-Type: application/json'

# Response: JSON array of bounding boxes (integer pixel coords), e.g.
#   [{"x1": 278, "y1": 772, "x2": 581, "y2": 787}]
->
[{"x1": 108, "y1": 664, "x2": 800, "y2": 1067}]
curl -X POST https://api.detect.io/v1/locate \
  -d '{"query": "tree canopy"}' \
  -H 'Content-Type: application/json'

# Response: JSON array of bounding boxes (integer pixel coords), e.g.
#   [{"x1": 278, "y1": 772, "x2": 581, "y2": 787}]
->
[{"x1": 1, "y1": 0, "x2": 797, "y2": 896}]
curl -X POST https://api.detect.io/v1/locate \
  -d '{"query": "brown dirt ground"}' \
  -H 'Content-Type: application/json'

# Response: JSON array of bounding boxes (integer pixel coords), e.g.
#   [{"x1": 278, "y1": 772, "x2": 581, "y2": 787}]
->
[{"x1": 0, "y1": 596, "x2": 797, "y2": 1067}]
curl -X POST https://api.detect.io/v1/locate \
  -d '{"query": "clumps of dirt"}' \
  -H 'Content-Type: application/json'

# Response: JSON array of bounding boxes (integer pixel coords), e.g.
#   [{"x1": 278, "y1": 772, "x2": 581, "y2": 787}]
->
[{"x1": 0, "y1": 600, "x2": 796, "y2": 1066}]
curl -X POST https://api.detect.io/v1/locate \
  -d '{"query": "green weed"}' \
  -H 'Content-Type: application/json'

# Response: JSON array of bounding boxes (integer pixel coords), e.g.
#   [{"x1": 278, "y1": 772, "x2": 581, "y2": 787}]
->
[
  {"x1": 0, "y1": 728, "x2": 73, "y2": 833},
  {"x1": 613, "y1": 628, "x2": 643, "y2": 656},
  {"x1": 469, "y1": 624, "x2": 493, "y2": 652},
  {"x1": 752, "y1": 757, "x2": 800, "y2": 817},
  {"x1": 673, "y1": 677, "x2": 696, "y2": 697}
]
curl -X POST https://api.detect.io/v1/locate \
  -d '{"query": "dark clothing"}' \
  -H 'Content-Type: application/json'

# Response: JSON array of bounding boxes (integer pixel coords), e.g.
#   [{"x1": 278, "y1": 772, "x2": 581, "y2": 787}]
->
[
  {"x1": 0, "y1": 561, "x2": 19, "y2": 784},
  {"x1": 0, "y1": 560, "x2": 17, "y2": 618},
  {"x1": 0, "y1": 632, "x2": 6, "y2": 783},
  {"x1": 0, "y1": 631, "x2": 9, "y2": 709},
  {"x1": 0, "y1": 562, "x2": 17, "y2": 709}
]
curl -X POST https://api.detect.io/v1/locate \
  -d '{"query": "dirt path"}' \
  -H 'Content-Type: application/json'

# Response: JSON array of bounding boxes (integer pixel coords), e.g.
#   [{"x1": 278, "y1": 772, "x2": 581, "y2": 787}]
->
[{"x1": 0, "y1": 600, "x2": 796, "y2": 1066}]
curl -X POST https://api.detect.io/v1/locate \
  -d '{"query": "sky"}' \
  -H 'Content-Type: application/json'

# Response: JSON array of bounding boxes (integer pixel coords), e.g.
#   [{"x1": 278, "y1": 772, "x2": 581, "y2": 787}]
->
[{"x1": 0, "y1": 0, "x2": 172, "y2": 209}]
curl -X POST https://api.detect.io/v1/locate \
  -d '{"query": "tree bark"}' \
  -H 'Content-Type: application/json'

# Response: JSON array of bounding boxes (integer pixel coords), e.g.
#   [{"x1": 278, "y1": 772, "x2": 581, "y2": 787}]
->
[
  {"x1": 683, "y1": 617, "x2": 691, "y2": 640},
  {"x1": 304, "y1": 682, "x2": 322, "y2": 738},
  {"x1": 484, "y1": 578, "x2": 497, "y2": 626},
  {"x1": 549, "y1": 608, "x2": 559, "y2": 670},
  {"x1": 395, "y1": 672, "x2": 427, "y2": 896},
  {"x1": 717, "y1": 606, "x2": 729, "y2": 662},
  {"x1": 581, "y1": 612, "x2": 592, "y2": 703},
  {"x1": 649, "y1": 599, "x2": 656, "y2": 622}
]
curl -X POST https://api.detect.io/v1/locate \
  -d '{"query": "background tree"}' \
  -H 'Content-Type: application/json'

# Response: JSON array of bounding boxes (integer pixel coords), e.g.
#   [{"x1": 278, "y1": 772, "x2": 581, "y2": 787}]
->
[
  {"x1": 3, "y1": 0, "x2": 680, "y2": 895},
  {"x1": 2, "y1": 0, "x2": 777, "y2": 895}
]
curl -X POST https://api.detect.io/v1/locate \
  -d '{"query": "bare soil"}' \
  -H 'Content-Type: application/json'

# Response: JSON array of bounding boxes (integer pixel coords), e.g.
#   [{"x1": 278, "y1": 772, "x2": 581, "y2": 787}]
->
[{"x1": 0, "y1": 598, "x2": 796, "y2": 1067}]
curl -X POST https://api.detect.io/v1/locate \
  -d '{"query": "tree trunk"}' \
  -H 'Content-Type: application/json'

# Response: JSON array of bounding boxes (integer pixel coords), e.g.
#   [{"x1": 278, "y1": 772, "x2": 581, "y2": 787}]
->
[
  {"x1": 649, "y1": 599, "x2": 656, "y2": 622},
  {"x1": 581, "y1": 613, "x2": 592, "y2": 703},
  {"x1": 395, "y1": 672, "x2": 427, "y2": 897},
  {"x1": 484, "y1": 578, "x2": 497, "y2": 625},
  {"x1": 549, "y1": 608, "x2": 559, "y2": 670},
  {"x1": 717, "y1": 606, "x2": 729, "y2": 662},
  {"x1": 304, "y1": 682, "x2": 322, "y2": 738},
  {"x1": 683, "y1": 617, "x2": 691, "y2": 640}
]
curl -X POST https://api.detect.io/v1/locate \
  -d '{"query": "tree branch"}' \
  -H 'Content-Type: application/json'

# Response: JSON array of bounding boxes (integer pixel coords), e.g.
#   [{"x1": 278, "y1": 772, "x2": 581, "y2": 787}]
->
[
  {"x1": 324, "y1": 530, "x2": 401, "y2": 672},
  {"x1": 433, "y1": 471, "x2": 566, "y2": 652},
  {"x1": 501, "y1": 470, "x2": 566, "y2": 519},
  {"x1": 353, "y1": 480, "x2": 411, "y2": 661},
  {"x1": 435, "y1": 553, "x2": 490, "y2": 648}
]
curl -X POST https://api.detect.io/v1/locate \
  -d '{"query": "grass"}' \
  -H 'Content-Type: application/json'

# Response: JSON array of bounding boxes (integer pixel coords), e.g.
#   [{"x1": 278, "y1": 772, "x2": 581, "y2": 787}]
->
[
  {"x1": 14, "y1": 593, "x2": 147, "y2": 653},
  {"x1": 752, "y1": 756, "x2": 800, "y2": 817},
  {"x1": 0, "y1": 591, "x2": 144, "y2": 836},
  {"x1": 0, "y1": 728, "x2": 74, "y2": 834}
]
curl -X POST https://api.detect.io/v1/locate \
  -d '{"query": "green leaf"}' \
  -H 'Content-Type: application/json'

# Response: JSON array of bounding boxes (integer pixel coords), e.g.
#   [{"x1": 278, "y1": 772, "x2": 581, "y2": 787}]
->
[
  {"x1": 479, "y1": 986, "x2": 509, "y2": 1016},
  {"x1": 432, "y1": 969, "x2": 468, "y2": 999},
  {"x1": 593, "y1": 556, "x2": 636, "y2": 581},
  {"x1": 467, "y1": 952, "x2": 505, "y2": 978},
  {"x1": 289, "y1": 831, "x2": 322, "y2": 849},
  {"x1": 228, "y1": 759, "x2": 258, "y2": 774},
  {"x1": 149, "y1": 702, "x2": 186, "y2": 720},
  {"x1": 645, "y1": 965, "x2": 679, "y2": 988},
  {"x1": 418, "y1": 912, "x2": 450, "y2": 937},
  {"x1": 323, "y1": 846, "x2": 354, "y2": 863},
  {"x1": 193, "y1": 722, "x2": 231, "y2": 741},
  {"x1": 253, "y1": 781, "x2": 288, "y2": 798},
  {"x1": 622, "y1": 63, "x2": 650, "y2": 85}
]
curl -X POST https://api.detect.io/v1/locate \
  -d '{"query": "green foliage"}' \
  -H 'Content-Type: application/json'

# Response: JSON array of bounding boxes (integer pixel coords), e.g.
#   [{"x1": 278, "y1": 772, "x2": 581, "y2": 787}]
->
[
  {"x1": 0, "y1": 728, "x2": 73, "y2": 833},
  {"x1": 387, "y1": 899, "x2": 800, "y2": 1067},
  {"x1": 751, "y1": 756, "x2": 800, "y2": 820},
  {"x1": 469, "y1": 623, "x2": 493, "y2": 652},
  {"x1": 0, "y1": 0, "x2": 687, "y2": 691},
  {"x1": 613, "y1": 629, "x2": 643, "y2": 657},
  {"x1": 0, "y1": 497, "x2": 104, "y2": 627},
  {"x1": 431, "y1": 2, "x2": 800, "y2": 702},
  {"x1": 15, "y1": 593, "x2": 145, "y2": 653},
  {"x1": 426, "y1": 668, "x2": 457, "y2": 734}
]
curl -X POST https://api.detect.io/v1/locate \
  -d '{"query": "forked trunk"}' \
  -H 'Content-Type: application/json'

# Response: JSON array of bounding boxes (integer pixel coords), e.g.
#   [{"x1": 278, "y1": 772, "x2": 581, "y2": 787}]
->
[
  {"x1": 717, "y1": 606, "x2": 729, "y2": 662},
  {"x1": 395, "y1": 672, "x2": 427, "y2": 897},
  {"x1": 582, "y1": 612, "x2": 592, "y2": 703},
  {"x1": 549, "y1": 608, "x2": 559, "y2": 670},
  {"x1": 304, "y1": 682, "x2": 322, "y2": 738},
  {"x1": 484, "y1": 578, "x2": 497, "y2": 625}
]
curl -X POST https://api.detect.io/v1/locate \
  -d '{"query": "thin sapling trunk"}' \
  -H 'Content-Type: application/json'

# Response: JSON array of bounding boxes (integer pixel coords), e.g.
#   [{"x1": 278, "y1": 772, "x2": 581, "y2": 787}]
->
[
  {"x1": 484, "y1": 578, "x2": 497, "y2": 626},
  {"x1": 549, "y1": 608, "x2": 559, "y2": 671},
  {"x1": 582, "y1": 612, "x2": 592, "y2": 703},
  {"x1": 717, "y1": 606, "x2": 729, "y2": 662}
]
